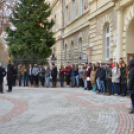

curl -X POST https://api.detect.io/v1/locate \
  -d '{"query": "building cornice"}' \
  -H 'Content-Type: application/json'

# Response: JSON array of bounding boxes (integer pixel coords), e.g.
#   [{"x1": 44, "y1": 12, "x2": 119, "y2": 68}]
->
[{"x1": 88, "y1": 1, "x2": 115, "y2": 20}]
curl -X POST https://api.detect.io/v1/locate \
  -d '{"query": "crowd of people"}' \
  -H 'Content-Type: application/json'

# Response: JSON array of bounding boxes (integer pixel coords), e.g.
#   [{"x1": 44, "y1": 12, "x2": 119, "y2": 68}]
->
[{"x1": 1, "y1": 58, "x2": 134, "y2": 114}]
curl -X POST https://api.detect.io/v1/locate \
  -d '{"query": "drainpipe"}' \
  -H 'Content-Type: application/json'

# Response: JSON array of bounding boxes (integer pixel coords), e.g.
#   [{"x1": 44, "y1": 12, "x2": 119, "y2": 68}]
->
[{"x1": 61, "y1": 0, "x2": 64, "y2": 64}]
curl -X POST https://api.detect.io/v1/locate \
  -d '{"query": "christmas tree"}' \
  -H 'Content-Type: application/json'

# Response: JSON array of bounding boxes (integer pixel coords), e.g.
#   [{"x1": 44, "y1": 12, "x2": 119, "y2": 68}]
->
[{"x1": 5, "y1": 0, "x2": 55, "y2": 62}]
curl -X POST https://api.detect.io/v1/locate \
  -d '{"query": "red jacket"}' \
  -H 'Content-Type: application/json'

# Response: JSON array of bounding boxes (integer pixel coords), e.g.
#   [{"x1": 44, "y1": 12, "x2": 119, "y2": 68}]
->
[
  {"x1": 109, "y1": 63, "x2": 114, "y2": 69},
  {"x1": 59, "y1": 69, "x2": 64, "y2": 77},
  {"x1": 64, "y1": 66, "x2": 71, "y2": 76}
]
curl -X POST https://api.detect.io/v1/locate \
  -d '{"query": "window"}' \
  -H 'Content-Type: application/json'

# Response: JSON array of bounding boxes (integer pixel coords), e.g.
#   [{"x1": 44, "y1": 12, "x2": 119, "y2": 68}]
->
[
  {"x1": 106, "y1": 25, "x2": 111, "y2": 59},
  {"x1": 66, "y1": 6, "x2": 68, "y2": 25},
  {"x1": 80, "y1": 0, "x2": 83, "y2": 15},
  {"x1": 79, "y1": 38, "x2": 83, "y2": 59},
  {"x1": 65, "y1": 45, "x2": 67, "y2": 62},
  {"x1": 71, "y1": 42, "x2": 74, "y2": 64},
  {"x1": 72, "y1": 0, "x2": 75, "y2": 21}
]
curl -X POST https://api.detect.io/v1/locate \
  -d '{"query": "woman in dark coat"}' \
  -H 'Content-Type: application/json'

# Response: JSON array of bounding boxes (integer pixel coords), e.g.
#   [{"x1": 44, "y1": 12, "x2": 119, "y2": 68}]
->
[
  {"x1": 127, "y1": 59, "x2": 134, "y2": 114},
  {"x1": 87, "y1": 63, "x2": 92, "y2": 90},
  {"x1": 120, "y1": 63, "x2": 127, "y2": 96}
]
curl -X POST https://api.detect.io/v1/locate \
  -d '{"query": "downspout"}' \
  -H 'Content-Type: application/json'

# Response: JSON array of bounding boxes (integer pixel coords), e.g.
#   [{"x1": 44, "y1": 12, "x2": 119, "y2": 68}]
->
[{"x1": 62, "y1": 0, "x2": 64, "y2": 64}]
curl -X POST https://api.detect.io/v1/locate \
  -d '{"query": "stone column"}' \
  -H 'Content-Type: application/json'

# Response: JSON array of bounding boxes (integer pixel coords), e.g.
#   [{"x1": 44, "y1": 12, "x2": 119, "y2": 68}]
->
[{"x1": 116, "y1": 7, "x2": 124, "y2": 61}]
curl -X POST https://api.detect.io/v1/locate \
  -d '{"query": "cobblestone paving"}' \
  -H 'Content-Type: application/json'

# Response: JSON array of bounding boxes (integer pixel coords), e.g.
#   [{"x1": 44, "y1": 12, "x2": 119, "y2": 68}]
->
[{"x1": 0, "y1": 85, "x2": 133, "y2": 134}]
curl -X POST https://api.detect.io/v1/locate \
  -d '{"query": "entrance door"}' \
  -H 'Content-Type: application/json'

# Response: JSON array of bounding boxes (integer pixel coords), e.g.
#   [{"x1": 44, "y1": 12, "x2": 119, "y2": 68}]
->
[{"x1": 127, "y1": 53, "x2": 134, "y2": 62}]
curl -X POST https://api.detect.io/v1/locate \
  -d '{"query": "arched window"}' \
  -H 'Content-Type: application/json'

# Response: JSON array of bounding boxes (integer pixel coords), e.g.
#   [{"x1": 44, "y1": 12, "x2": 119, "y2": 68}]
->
[
  {"x1": 79, "y1": 38, "x2": 83, "y2": 60},
  {"x1": 80, "y1": 0, "x2": 83, "y2": 15},
  {"x1": 72, "y1": 0, "x2": 75, "y2": 21},
  {"x1": 64, "y1": 44, "x2": 67, "y2": 62},
  {"x1": 71, "y1": 42, "x2": 74, "y2": 64},
  {"x1": 66, "y1": 6, "x2": 68, "y2": 25},
  {"x1": 105, "y1": 25, "x2": 111, "y2": 60}
]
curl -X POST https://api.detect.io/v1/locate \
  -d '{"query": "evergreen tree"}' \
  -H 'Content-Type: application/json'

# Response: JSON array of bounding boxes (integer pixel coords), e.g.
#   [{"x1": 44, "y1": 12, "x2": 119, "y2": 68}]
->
[{"x1": 5, "y1": 0, "x2": 55, "y2": 62}]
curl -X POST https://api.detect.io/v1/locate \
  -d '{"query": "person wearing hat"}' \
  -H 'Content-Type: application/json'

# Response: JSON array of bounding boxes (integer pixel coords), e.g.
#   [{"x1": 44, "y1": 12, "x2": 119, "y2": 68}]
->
[
  {"x1": 0, "y1": 63, "x2": 6, "y2": 93},
  {"x1": 51, "y1": 63, "x2": 57, "y2": 88}
]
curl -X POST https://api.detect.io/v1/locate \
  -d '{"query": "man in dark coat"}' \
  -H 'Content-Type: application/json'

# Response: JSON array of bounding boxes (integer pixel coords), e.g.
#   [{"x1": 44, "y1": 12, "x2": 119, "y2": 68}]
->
[
  {"x1": 51, "y1": 63, "x2": 57, "y2": 88},
  {"x1": 0, "y1": 63, "x2": 6, "y2": 93},
  {"x1": 7, "y1": 60, "x2": 14, "y2": 92}
]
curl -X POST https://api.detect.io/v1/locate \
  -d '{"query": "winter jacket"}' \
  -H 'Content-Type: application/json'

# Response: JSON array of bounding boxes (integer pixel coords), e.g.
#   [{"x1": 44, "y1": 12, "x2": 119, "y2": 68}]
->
[
  {"x1": 127, "y1": 67, "x2": 134, "y2": 94},
  {"x1": 71, "y1": 69, "x2": 75, "y2": 76},
  {"x1": 120, "y1": 68, "x2": 127, "y2": 84},
  {"x1": 83, "y1": 68, "x2": 87, "y2": 79},
  {"x1": 59, "y1": 69, "x2": 64, "y2": 77},
  {"x1": 106, "y1": 64, "x2": 112, "y2": 81},
  {"x1": 39, "y1": 67, "x2": 45, "y2": 77},
  {"x1": 99, "y1": 67, "x2": 106, "y2": 81},
  {"x1": 90, "y1": 70, "x2": 97, "y2": 83},
  {"x1": 87, "y1": 67, "x2": 91, "y2": 77},
  {"x1": 96, "y1": 67, "x2": 101, "y2": 79},
  {"x1": 64, "y1": 66, "x2": 71, "y2": 76},
  {"x1": 32, "y1": 67, "x2": 39, "y2": 76},
  {"x1": 28, "y1": 67, "x2": 33, "y2": 76},
  {"x1": 21, "y1": 68, "x2": 28, "y2": 76},
  {"x1": 51, "y1": 67, "x2": 57, "y2": 78},
  {"x1": 74, "y1": 69, "x2": 79, "y2": 76},
  {"x1": 0, "y1": 67, "x2": 6, "y2": 83},
  {"x1": 112, "y1": 67, "x2": 121, "y2": 83},
  {"x1": 7, "y1": 64, "x2": 14, "y2": 81},
  {"x1": 17, "y1": 69, "x2": 22, "y2": 79},
  {"x1": 45, "y1": 70, "x2": 51, "y2": 77}
]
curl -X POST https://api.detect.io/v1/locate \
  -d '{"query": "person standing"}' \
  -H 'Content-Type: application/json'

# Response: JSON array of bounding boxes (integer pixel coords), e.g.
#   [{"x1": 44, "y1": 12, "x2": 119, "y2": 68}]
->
[
  {"x1": 13, "y1": 65, "x2": 17, "y2": 86},
  {"x1": 99, "y1": 63, "x2": 106, "y2": 95},
  {"x1": 7, "y1": 60, "x2": 14, "y2": 92},
  {"x1": 64, "y1": 62, "x2": 71, "y2": 88},
  {"x1": 32, "y1": 64, "x2": 39, "y2": 87},
  {"x1": 45, "y1": 65, "x2": 51, "y2": 88},
  {"x1": 112, "y1": 63, "x2": 121, "y2": 96},
  {"x1": 87, "y1": 63, "x2": 92, "y2": 90},
  {"x1": 51, "y1": 63, "x2": 57, "y2": 88},
  {"x1": 90, "y1": 64, "x2": 97, "y2": 92},
  {"x1": 70, "y1": 64, "x2": 76, "y2": 88},
  {"x1": 17, "y1": 64, "x2": 22, "y2": 87},
  {"x1": 109, "y1": 58, "x2": 114, "y2": 69},
  {"x1": 127, "y1": 59, "x2": 134, "y2": 114},
  {"x1": 120, "y1": 63, "x2": 127, "y2": 96},
  {"x1": 105, "y1": 62, "x2": 112, "y2": 96},
  {"x1": 95, "y1": 62, "x2": 101, "y2": 94},
  {"x1": 0, "y1": 63, "x2": 6, "y2": 93},
  {"x1": 82, "y1": 64, "x2": 87, "y2": 90},
  {"x1": 79, "y1": 64, "x2": 84, "y2": 88},
  {"x1": 119, "y1": 58, "x2": 125, "y2": 68},
  {"x1": 38, "y1": 64, "x2": 45, "y2": 87},
  {"x1": 28, "y1": 64, "x2": 33, "y2": 87},
  {"x1": 59, "y1": 65, "x2": 64, "y2": 87},
  {"x1": 21, "y1": 65, "x2": 28, "y2": 87},
  {"x1": 75, "y1": 64, "x2": 79, "y2": 88}
]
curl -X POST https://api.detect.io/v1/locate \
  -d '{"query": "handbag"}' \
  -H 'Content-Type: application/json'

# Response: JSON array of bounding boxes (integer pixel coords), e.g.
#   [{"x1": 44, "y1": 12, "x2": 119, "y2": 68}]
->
[{"x1": 87, "y1": 77, "x2": 90, "y2": 81}]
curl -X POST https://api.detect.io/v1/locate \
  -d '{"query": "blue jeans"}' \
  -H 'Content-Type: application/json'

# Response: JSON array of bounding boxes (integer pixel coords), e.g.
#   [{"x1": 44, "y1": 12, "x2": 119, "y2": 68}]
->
[
  {"x1": 60, "y1": 77, "x2": 64, "y2": 87},
  {"x1": 76, "y1": 75, "x2": 79, "y2": 86},
  {"x1": 100, "y1": 80, "x2": 106, "y2": 93},
  {"x1": 83, "y1": 79, "x2": 87, "y2": 89},
  {"x1": 112, "y1": 83, "x2": 119, "y2": 94},
  {"x1": 39, "y1": 76, "x2": 44, "y2": 87},
  {"x1": 23, "y1": 75, "x2": 28, "y2": 86},
  {"x1": 96, "y1": 79, "x2": 101, "y2": 90},
  {"x1": 29, "y1": 76, "x2": 33, "y2": 85},
  {"x1": 18, "y1": 78, "x2": 21, "y2": 86},
  {"x1": 45, "y1": 76, "x2": 50, "y2": 87}
]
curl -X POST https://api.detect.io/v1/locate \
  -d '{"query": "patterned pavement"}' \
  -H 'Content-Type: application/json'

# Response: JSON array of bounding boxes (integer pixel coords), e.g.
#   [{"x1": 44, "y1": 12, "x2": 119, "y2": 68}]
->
[{"x1": 0, "y1": 84, "x2": 133, "y2": 134}]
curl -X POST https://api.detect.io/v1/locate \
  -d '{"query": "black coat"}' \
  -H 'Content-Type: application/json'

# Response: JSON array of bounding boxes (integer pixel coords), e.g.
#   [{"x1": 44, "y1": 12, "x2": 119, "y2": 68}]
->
[
  {"x1": 127, "y1": 67, "x2": 134, "y2": 94},
  {"x1": 7, "y1": 64, "x2": 14, "y2": 81},
  {"x1": 0, "y1": 67, "x2": 6, "y2": 83},
  {"x1": 51, "y1": 67, "x2": 57, "y2": 78},
  {"x1": 99, "y1": 67, "x2": 106, "y2": 81},
  {"x1": 120, "y1": 68, "x2": 126, "y2": 84}
]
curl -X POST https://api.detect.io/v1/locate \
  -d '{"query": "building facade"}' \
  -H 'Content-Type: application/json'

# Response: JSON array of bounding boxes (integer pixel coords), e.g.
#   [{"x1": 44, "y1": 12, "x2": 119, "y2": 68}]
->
[{"x1": 47, "y1": 0, "x2": 134, "y2": 68}]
